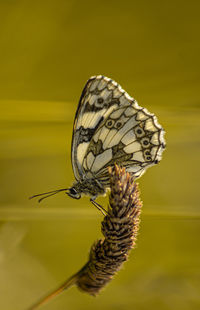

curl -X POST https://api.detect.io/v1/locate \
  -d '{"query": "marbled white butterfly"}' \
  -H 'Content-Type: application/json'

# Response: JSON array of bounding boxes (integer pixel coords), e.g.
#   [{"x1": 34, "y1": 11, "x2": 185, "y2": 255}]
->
[{"x1": 30, "y1": 75, "x2": 165, "y2": 206}]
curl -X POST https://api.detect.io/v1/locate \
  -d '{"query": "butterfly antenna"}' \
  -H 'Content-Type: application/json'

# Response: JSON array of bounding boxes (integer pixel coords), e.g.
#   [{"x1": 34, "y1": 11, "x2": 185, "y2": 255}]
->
[{"x1": 29, "y1": 188, "x2": 68, "y2": 203}]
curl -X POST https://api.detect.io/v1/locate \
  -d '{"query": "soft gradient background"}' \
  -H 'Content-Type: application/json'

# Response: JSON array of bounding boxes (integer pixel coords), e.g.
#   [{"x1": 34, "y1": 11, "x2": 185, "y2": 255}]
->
[{"x1": 0, "y1": 1, "x2": 199, "y2": 310}]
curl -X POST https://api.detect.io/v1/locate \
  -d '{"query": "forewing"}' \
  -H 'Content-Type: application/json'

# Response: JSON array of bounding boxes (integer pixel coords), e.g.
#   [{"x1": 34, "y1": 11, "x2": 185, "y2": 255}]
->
[{"x1": 71, "y1": 75, "x2": 129, "y2": 180}]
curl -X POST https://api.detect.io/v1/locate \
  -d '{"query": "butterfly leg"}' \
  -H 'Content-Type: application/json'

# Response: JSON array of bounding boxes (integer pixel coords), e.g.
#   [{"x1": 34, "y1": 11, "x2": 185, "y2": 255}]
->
[{"x1": 90, "y1": 199, "x2": 108, "y2": 216}]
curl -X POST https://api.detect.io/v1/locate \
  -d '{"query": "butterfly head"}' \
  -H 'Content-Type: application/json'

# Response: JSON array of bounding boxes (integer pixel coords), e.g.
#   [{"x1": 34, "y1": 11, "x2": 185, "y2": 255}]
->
[
  {"x1": 66, "y1": 187, "x2": 81, "y2": 199},
  {"x1": 66, "y1": 178, "x2": 106, "y2": 200}
]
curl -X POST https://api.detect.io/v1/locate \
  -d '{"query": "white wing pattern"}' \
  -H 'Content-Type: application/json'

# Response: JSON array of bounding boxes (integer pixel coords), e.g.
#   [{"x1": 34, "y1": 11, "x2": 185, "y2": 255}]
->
[{"x1": 71, "y1": 75, "x2": 165, "y2": 189}]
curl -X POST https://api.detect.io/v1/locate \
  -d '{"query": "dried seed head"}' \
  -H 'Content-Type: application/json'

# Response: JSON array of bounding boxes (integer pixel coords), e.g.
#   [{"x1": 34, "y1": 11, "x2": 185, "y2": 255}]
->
[{"x1": 77, "y1": 165, "x2": 142, "y2": 295}]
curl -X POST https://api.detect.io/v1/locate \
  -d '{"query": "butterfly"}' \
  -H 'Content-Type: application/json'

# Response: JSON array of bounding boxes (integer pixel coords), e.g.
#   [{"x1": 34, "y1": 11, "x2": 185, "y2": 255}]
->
[{"x1": 30, "y1": 75, "x2": 166, "y2": 208}]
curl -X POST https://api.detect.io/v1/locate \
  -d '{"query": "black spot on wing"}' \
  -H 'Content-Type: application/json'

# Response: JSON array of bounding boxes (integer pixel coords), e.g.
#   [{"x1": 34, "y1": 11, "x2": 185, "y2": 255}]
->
[
  {"x1": 76, "y1": 117, "x2": 104, "y2": 144},
  {"x1": 87, "y1": 140, "x2": 104, "y2": 156}
]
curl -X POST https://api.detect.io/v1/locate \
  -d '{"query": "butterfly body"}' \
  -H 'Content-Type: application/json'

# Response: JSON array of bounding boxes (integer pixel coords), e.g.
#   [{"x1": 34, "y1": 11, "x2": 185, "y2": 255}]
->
[{"x1": 68, "y1": 177, "x2": 106, "y2": 200}]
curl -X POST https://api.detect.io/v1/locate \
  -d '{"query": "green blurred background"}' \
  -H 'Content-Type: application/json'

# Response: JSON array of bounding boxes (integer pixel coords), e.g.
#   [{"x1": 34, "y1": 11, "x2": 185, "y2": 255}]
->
[{"x1": 0, "y1": 1, "x2": 199, "y2": 309}]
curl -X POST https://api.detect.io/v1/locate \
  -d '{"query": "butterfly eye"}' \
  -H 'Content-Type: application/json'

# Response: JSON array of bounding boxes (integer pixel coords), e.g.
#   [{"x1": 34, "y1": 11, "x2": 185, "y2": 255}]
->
[
  {"x1": 105, "y1": 119, "x2": 115, "y2": 129},
  {"x1": 134, "y1": 126, "x2": 145, "y2": 138},
  {"x1": 67, "y1": 188, "x2": 81, "y2": 199},
  {"x1": 141, "y1": 137, "x2": 150, "y2": 148},
  {"x1": 70, "y1": 188, "x2": 77, "y2": 195}
]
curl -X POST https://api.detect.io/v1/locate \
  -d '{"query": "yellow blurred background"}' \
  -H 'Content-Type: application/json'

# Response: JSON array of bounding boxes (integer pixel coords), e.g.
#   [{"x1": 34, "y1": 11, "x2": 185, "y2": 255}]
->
[{"x1": 0, "y1": 1, "x2": 199, "y2": 309}]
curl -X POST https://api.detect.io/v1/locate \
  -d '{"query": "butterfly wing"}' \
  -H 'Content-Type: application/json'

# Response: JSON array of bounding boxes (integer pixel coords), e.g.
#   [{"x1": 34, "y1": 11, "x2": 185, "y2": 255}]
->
[
  {"x1": 71, "y1": 75, "x2": 165, "y2": 183},
  {"x1": 71, "y1": 75, "x2": 126, "y2": 180}
]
